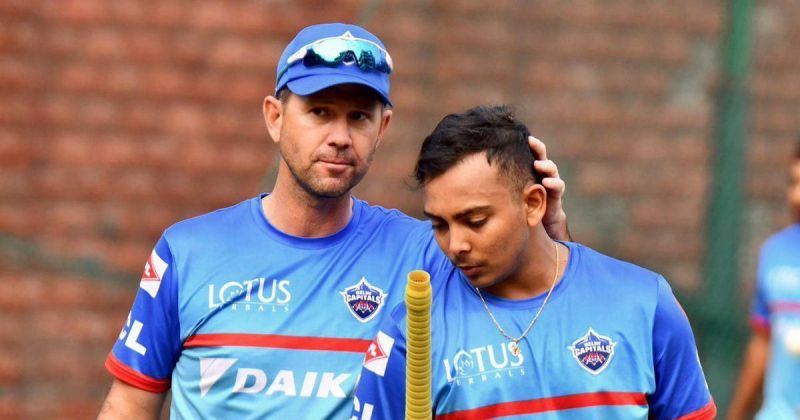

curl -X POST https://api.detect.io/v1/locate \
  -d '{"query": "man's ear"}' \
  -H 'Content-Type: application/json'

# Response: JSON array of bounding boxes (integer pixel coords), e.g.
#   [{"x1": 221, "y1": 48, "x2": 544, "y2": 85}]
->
[
  {"x1": 263, "y1": 95, "x2": 283, "y2": 144},
  {"x1": 523, "y1": 183, "x2": 547, "y2": 227},
  {"x1": 374, "y1": 108, "x2": 392, "y2": 149}
]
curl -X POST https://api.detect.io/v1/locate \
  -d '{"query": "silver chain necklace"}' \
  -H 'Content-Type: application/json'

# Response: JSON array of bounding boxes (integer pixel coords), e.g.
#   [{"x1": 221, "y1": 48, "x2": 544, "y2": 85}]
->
[{"x1": 476, "y1": 241, "x2": 559, "y2": 357}]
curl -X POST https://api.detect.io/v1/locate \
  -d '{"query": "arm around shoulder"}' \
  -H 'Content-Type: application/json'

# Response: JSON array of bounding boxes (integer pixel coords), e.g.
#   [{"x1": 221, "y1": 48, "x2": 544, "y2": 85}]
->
[
  {"x1": 98, "y1": 379, "x2": 166, "y2": 420},
  {"x1": 528, "y1": 135, "x2": 572, "y2": 242}
]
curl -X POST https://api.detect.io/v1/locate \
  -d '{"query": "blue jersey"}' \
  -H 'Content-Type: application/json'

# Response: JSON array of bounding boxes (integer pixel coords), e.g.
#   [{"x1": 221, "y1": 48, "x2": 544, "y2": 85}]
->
[
  {"x1": 353, "y1": 242, "x2": 715, "y2": 419},
  {"x1": 750, "y1": 224, "x2": 800, "y2": 419},
  {"x1": 106, "y1": 194, "x2": 453, "y2": 419}
]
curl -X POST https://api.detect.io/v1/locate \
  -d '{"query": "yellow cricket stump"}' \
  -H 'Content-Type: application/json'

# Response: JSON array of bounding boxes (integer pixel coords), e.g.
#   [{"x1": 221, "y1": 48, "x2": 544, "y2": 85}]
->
[{"x1": 405, "y1": 270, "x2": 432, "y2": 420}]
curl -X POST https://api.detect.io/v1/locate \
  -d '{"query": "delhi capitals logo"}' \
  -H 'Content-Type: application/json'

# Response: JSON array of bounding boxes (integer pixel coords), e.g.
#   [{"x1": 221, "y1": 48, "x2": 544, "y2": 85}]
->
[
  {"x1": 568, "y1": 328, "x2": 616, "y2": 375},
  {"x1": 341, "y1": 278, "x2": 388, "y2": 323}
]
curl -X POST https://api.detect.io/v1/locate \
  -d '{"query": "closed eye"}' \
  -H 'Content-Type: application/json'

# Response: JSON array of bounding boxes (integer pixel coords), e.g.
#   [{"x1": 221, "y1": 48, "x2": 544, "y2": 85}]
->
[
  {"x1": 428, "y1": 217, "x2": 448, "y2": 233},
  {"x1": 431, "y1": 222, "x2": 448, "y2": 232},
  {"x1": 467, "y1": 219, "x2": 487, "y2": 229}
]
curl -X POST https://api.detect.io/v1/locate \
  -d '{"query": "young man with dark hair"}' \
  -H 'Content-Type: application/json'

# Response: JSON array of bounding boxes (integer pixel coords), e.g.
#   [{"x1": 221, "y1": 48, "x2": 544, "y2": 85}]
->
[
  {"x1": 98, "y1": 24, "x2": 569, "y2": 419},
  {"x1": 353, "y1": 105, "x2": 716, "y2": 419},
  {"x1": 728, "y1": 139, "x2": 800, "y2": 420}
]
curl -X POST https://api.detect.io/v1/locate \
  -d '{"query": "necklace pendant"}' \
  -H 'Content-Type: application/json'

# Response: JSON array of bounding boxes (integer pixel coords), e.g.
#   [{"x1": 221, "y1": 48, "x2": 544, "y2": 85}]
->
[{"x1": 509, "y1": 341, "x2": 521, "y2": 356}]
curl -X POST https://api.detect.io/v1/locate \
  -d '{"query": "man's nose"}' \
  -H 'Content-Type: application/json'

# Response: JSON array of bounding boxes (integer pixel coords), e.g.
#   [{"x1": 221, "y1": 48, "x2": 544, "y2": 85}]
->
[
  {"x1": 326, "y1": 116, "x2": 353, "y2": 148},
  {"x1": 449, "y1": 229, "x2": 471, "y2": 255}
]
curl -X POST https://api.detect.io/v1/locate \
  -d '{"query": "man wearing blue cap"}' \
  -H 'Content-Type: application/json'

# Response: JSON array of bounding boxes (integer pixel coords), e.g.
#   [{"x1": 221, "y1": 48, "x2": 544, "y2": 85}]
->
[{"x1": 98, "y1": 23, "x2": 569, "y2": 418}]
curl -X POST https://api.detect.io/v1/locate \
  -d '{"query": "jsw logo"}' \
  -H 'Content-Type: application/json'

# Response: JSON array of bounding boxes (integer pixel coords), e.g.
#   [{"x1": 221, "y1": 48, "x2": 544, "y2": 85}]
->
[
  {"x1": 199, "y1": 358, "x2": 352, "y2": 398},
  {"x1": 442, "y1": 342, "x2": 524, "y2": 383}
]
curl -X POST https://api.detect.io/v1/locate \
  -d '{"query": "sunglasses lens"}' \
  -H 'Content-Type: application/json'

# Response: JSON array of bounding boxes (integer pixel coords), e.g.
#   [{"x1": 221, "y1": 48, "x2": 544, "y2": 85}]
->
[
  {"x1": 304, "y1": 39, "x2": 391, "y2": 74},
  {"x1": 310, "y1": 38, "x2": 350, "y2": 61},
  {"x1": 278, "y1": 36, "x2": 393, "y2": 84}
]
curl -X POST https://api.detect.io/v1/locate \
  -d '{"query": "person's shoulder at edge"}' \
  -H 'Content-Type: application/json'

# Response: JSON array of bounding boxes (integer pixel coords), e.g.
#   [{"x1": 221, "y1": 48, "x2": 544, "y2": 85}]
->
[
  {"x1": 565, "y1": 241, "x2": 664, "y2": 291},
  {"x1": 568, "y1": 242, "x2": 703, "y2": 332},
  {"x1": 158, "y1": 195, "x2": 435, "y2": 246},
  {"x1": 762, "y1": 223, "x2": 800, "y2": 250},
  {"x1": 160, "y1": 195, "x2": 259, "y2": 245},
  {"x1": 355, "y1": 196, "x2": 432, "y2": 230},
  {"x1": 353, "y1": 197, "x2": 444, "y2": 253}
]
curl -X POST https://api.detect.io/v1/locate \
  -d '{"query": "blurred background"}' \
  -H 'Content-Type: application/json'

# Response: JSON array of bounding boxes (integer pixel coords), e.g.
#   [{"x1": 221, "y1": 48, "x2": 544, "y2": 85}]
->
[{"x1": 1, "y1": 0, "x2": 799, "y2": 417}]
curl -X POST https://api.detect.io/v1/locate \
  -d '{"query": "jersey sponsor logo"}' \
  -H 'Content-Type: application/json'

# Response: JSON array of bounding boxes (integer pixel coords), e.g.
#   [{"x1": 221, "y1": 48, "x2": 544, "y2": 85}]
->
[
  {"x1": 139, "y1": 249, "x2": 168, "y2": 298},
  {"x1": 198, "y1": 358, "x2": 353, "y2": 399},
  {"x1": 568, "y1": 328, "x2": 616, "y2": 375},
  {"x1": 442, "y1": 342, "x2": 524, "y2": 386},
  {"x1": 363, "y1": 331, "x2": 394, "y2": 377},
  {"x1": 118, "y1": 312, "x2": 148, "y2": 356},
  {"x1": 200, "y1": 357, "x2": 237, "y2": 397},
  {"x1": 352, "y1": 396, "x2": 375, "y2": 420},
  {"x1": 341, "y1": 278, "x2": 387, "y2": 323},
  {"x1": 208, "y1": 278, "x2": 291, "y2": 313}
]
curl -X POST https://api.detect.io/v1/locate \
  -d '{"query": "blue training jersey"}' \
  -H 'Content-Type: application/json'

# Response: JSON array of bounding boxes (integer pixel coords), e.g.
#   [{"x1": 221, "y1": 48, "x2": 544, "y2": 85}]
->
[
  {"x1": 750, "y1": 224, "x2": 800, "y2": 419},
  {"x1": 106, "y1": 194, "x2": 453, "y2": 419},
  {"x1": 353, "y1": 242, "x2": 716, "y2": 419}
]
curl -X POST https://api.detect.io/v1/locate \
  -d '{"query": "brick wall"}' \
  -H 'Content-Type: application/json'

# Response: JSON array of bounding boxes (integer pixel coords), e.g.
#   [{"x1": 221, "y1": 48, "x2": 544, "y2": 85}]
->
[{"x1": 1, "y1": 0, "x2": 799, "y2": 417}]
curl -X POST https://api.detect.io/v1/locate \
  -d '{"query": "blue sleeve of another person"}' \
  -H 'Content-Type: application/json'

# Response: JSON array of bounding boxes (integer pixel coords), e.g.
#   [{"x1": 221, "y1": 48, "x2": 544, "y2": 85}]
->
[
  {"x1": 648, "y1": 276, "x2": 716, "y2": 419},
  {"x1": 352, "y1": 314, "x2": 408, "y2": 420},
  {"x1": 749, "y1": 246, "x2": 771, "y2": 330}
]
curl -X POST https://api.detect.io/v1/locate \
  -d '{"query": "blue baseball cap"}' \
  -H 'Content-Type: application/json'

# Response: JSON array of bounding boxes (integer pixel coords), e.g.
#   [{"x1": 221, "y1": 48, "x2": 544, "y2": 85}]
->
[{"x1": 275, "y1": 23, "x2": 392, "y2": 105}]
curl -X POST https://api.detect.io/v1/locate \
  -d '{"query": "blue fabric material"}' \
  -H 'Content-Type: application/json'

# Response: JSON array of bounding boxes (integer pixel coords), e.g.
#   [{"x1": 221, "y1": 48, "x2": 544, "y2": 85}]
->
[
  {"x1": 109, "y1": 194, "x2": 453, "y2": 418},
  {"x1": 353, "y1": 242, "x2": 714, "y2": 419}
]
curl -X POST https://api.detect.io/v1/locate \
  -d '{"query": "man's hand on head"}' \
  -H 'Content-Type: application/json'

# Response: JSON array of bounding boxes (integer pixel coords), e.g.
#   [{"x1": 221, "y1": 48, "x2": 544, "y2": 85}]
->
[{"x1": 529, "y1": 136, "x2": 571, "y2": 241}]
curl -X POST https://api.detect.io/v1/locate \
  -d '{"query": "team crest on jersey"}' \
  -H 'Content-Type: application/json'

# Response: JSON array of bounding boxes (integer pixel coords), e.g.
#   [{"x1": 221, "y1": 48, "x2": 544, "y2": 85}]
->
[
  {"x1": 568, "y1": 328, "x2": 616, "y2": 375},
  {"x1": 341, "y1": 278, "x2": 387, "y2": 323},
  {"x1": 139, "y1": 249, "x2": 168, "y2": 298}
]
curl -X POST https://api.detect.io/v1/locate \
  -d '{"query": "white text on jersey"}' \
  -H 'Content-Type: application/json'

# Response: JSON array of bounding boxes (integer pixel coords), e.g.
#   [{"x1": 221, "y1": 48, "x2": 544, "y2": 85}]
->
[
  {"x1": 208, "y1": 278, "x2": 291, "y2": 311},
  {"x1": 199, "y1": 358, "x2": 352, "y2": 399}
]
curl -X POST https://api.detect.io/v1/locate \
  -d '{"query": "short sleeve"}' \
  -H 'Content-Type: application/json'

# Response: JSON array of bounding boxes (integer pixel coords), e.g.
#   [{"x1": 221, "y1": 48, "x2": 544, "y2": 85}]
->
[
  {"x1": 749, "y1": 247, "x2": 771, "y2": 333},
  {"x1": 352, "y1": 314, "x2": 408, "y2": 420},
  {"x1": 647, "y1": 276, "x2": 716, "y2": 419},
  {"x1": 105, "y1": 235, "x2": 182, "y2": 393}
]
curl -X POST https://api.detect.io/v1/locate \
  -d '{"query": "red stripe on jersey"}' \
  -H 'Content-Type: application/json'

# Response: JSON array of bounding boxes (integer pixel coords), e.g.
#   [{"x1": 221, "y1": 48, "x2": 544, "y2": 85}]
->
[
  {"x1": 183, "y1": 333, "x2": 372, "y2": 353},
  {"x1": 436, "y1": 391, "x2": 648, "y2": 419},
  {"x1": 105, "y1": 353, "x2": 170, "y2": 393},
  {"x1": 769, "y1": 302, "x2": 800, "y2": 313},
  {"x1": 749, "y1": 316, "x2": 771, "y2": 334},
  {"x1": 677, "y1": 399, "x2": 717, "y2": 420}
]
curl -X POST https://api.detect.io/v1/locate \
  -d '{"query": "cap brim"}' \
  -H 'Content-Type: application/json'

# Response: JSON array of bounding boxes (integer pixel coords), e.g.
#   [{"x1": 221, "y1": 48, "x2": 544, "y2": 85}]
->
[{"x1": 286, "y1": 74, "x2": 392, "y2": 106}]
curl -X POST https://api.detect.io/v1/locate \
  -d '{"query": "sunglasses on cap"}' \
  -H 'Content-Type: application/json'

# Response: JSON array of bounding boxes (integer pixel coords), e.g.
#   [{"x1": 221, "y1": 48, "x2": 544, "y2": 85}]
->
[{"x1": 277, "y1": 32, "x2": 394, "y2": 82}]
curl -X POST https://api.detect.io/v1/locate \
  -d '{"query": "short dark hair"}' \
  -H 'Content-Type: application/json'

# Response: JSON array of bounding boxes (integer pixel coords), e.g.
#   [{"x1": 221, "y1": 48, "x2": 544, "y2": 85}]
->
[
  {"x1": 276, "y1": 88, "x2": 291, "y2": 103},
  {"x1": 414, "y1": 105, "x2": 539, "y2": 191}
]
